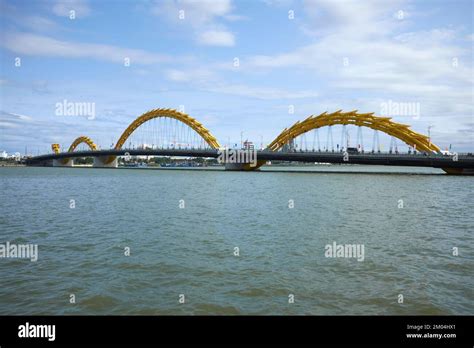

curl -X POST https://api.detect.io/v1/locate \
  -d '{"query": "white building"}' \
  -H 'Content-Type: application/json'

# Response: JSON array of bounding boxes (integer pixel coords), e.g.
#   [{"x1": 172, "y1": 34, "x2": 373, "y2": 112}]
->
[{"x1": 0, "y1": 150, "x2": 7, "y2": 159}]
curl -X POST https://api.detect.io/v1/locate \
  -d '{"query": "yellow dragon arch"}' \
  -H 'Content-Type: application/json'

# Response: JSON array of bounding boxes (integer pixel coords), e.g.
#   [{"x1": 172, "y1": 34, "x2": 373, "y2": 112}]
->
[
  {"x1": 67, "y1": 136, "x2": 98, "y2": 152},
  {"x1": 267, "y1": 110, "x2": 441, "y2": 153},
  {"x1": 105, "y1": 108, "x2": 221, "y2": 163},
  {"x1": 51, "y1": 136, "x2": 98, "y2": 164},
  {"x1": 51, "y1": 136, "x2": 98, "y2": 154}
]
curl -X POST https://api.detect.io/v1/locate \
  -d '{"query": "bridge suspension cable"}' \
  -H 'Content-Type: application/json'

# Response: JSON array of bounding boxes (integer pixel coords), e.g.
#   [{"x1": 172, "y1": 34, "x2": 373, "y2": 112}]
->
[
  {"x1": 102, "y1": 108, "x2": 220, "y2": 164},
  {"x1": 326, "y1": 126, "x2": 334, "y2": 152},
  {"x1": 356, "y1": 126, "x2": 364, "y2": 152},
  {"x1": 267, "y1": 110, "x2": 441, "y2": 154}
]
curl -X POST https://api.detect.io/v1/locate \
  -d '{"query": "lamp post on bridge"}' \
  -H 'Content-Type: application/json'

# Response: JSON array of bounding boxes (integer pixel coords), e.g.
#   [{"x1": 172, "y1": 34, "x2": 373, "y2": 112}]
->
[{"x1": 428, "y1": 125, "x2": 433, "y2": 147}]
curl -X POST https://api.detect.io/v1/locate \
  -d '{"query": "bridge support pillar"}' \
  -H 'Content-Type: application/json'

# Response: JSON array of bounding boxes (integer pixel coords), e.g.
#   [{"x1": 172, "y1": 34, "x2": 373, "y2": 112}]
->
[
  {"x1": 53, "y1": 159, "x2": 73, "y2": 167},
  {"x1": 93, "y1": 156, "x2": 118, "y2": 168},
  {"x1": 442, "y1": 168, "x2": 474, "y2": 175},
  {"x1": 224, "y1": 163, "x2": 242, "y2": 171},
  {"x1": 224, "y1": 160, "x2": 265, "y2": 171}
]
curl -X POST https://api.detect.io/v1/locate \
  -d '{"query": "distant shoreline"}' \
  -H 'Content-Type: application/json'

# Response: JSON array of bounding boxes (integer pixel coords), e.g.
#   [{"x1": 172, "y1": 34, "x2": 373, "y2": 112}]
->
[{"x1": 0, "y1": 163, "x2": 25, "y2": 167}]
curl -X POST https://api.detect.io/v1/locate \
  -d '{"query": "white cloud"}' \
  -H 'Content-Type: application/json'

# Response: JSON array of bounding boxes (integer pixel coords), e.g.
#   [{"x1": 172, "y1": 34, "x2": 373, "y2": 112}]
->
[
  {"x1": 262, "y1": 0, "x2": 294, "y2": 7},
  {"x1": 164, "y1": 68, "x2": 317, "y2": 100},
  {"x1": 2, "y1": 32, "x2": 169, "y2": 65},
  {"x1": 394, "y1": 28, "x2": 457, "y2": 44},
  {"x1": 240, "y1": 6, "x2": 471, "y2": 96},
  {"x1": 6, "y1": 112, "x2": 33, "y2": 122},
  {"x1": 302, "y1": 0, "x2": 405, "y2": 36},
  {"x1": 166, "y1": 69, "x2": 189, "y2": 82},
  {"x1": 152, "y1": 0, "x2": 232, "y2": 26},
  {"x1": 0, "y1": 2, "x2": 61, "y2": 33},
  {"x1": 0, "y1": 111, "x2": 34, "y2": 129},
  {"x1": 223, "y1": 14, "x2": 249, "y2": 21},
  {"x1": 151, "y1": 0, "x2": 237, "y2": 46},
  {"x1": 217, "y1": 0, "x2": 472, "y2": 147},
  {"x1": 52, "y1": 0, "x2": 91, "y2": 18},
  {"x1": 165, "y1": 68, "x2": 216, "y2": 82},
  {"x1": 197, "y1": 30, "x2": 235, "y2": 46},
  {"x1": 205, "y1": 84, "x2": 319, "y2": 99},
  {"x1": 21, "y1": 15, "x2": 59, "y2": 32}
]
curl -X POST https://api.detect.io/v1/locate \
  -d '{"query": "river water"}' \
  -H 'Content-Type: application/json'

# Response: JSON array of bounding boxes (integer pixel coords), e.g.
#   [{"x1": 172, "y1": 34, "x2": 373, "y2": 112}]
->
[{"x1": 0, "y1": 166, "x2": 472, "y2": 315}]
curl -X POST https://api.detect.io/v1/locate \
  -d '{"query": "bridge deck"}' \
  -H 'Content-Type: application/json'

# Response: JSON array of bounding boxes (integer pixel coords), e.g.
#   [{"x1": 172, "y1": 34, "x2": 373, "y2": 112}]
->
[{"x1": 26, "y1": 149, "x2": 474, "y2": 171}]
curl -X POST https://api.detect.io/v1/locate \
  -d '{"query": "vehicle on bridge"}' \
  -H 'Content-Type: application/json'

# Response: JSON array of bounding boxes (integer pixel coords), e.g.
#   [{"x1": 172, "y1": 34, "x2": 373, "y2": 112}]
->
[{"x1": 346, "y1": 147, "x2": 359, "y2": 154}]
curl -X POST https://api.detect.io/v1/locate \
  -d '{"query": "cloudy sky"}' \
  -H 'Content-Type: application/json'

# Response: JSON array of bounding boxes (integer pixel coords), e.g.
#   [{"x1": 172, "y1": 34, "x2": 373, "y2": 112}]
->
[{"x1": 0, "y1": 0, "x2": 472, "y2": 154}]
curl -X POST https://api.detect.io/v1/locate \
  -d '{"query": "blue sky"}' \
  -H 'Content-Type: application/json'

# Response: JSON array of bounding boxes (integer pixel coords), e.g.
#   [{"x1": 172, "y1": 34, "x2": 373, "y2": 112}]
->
[{"x1": 0, "y1": 0, "x2": 473, "y2": 154}]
